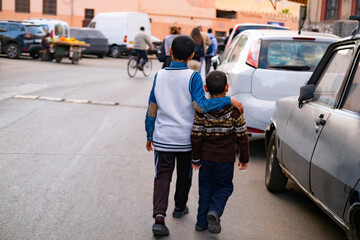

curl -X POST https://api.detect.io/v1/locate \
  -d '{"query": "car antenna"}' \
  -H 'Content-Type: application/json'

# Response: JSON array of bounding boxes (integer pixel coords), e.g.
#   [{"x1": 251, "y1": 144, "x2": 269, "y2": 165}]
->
[{"x1": 350, "y1": 15, "x2": 360, "y2": 39}]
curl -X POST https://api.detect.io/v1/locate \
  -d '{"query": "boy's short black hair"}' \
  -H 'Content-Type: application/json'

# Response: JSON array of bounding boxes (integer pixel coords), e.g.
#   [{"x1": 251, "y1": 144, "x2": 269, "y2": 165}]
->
[
  {"x1": 171, "y1": 35, "x2": 195, "y2": 61},
  {"x1": 206, "y1": 71, "x2": 227, "y2": 95},
  {"x1": 140, "y1": 26, "x2": 145, "y2": 31},
  {"x1": 208, "y1": 28, "x2": 212, "y2": 33}
]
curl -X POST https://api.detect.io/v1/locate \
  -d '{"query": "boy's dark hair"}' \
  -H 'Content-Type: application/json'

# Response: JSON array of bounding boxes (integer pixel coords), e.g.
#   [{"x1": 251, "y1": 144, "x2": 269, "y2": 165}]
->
[
  {"x1": 140, "y1": 26, "x2": 145, "y2": 31},
  {"x1": 206, "y1": 71, "x2": 227, "y2": 95},
  {"x1": 171, "y1": 35, "x2": 195, "y2": 61},
  {"x1": 207, "y1": 28, "x2": 212, "y2": 33}
]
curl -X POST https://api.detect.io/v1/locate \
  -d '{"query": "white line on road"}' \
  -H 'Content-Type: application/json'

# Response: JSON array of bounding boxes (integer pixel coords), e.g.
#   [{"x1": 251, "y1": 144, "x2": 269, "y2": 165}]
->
[{"x1": 11, "y1": 95, "x2": 144, "y2": 108}]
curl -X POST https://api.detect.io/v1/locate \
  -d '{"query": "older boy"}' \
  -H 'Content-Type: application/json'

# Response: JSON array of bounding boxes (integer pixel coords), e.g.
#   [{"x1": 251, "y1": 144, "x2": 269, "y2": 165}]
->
[
  {"x1": 145, "y1": 35, "x2": 242, "y2": 237},
  {"x1": 191, "y1": 71, "x2": 249, "y2": 234}
]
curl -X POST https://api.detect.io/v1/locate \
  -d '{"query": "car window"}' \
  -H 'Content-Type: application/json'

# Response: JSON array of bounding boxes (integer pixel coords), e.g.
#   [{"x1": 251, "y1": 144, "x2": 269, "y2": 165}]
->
[
  {"x1": 63, "y1": 25, "x2": 69, "y2": 36},
  {"x1": 0, "y1": 23, "x2": 8, "y2": 32},
  {"x1": 25, "y1": 26, "x2": 45, "y2": 35},
  {"x1": 40, "y1": 24, "x2": 49, "y2": 33},
  {"x1": 313, "y1": 47, "x2": 354, "y2": 108},
  {"x1": 220, "y1": 35, "x2": 241, "y2": 64},
  {"x1": 342, "y1": 58, "x2": 360, "y2": 113},
  {"x1": 55, "y1": 24, "x2": 63, "y2": 36},
  {"x1": 9, "y1": 24, "x2": 20, "y2": 31},
  {"x1": 228, "y1": 35, "x2": 248, "y2": 63},
  {"x1": 259, "y1": 40, "x2": 331, "y2": 71},
  {"x1": 88, "y1": 22, "x2": 96, "y2": 28}
]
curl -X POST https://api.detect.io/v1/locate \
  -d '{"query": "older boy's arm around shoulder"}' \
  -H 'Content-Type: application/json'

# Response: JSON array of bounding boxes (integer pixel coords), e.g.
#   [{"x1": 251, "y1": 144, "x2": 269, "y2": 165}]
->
[
  {"x1": 145, "y1": 73, "x2": 158, "y2": 151},
  {"x1": 234, "y1": 109, "x2": 249, "y2": 170},
  {"x1": 191, "y1": 112, "x2": 204, "y2": 170},
  {"x1": 190, "y1": 71, "x2": 243, "y2": 113}
]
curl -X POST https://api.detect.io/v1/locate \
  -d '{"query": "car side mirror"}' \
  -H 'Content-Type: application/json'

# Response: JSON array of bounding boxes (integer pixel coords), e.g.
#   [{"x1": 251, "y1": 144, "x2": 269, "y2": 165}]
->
[
  {"x1": 211, "y1": 55, "x2": 219, "y2": 65},
  {"x1": 298, "y1": 84, "x2": 315, "y2": 108}
]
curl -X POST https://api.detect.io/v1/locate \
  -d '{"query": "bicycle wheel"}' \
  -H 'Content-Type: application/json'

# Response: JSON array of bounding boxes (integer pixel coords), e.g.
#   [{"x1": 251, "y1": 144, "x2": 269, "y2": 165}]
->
[
  {"x1": 143, "y1": 59, "x2": 152, "y2": 76},
  {"x1": 127, "y1": 57, "x2": 138, "y2": 77}
]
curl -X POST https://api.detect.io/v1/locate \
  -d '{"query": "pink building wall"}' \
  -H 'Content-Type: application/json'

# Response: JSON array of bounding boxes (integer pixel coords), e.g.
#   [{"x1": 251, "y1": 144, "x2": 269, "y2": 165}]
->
[{"x1": 0, "y1": 0, "x2": 300, "y2": 39}]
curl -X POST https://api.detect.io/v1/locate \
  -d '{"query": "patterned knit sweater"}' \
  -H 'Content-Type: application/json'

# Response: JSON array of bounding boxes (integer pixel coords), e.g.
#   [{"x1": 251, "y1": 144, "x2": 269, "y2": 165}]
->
[{"x1": 191, "y1": 105, "x2": 249, "y2": 164}]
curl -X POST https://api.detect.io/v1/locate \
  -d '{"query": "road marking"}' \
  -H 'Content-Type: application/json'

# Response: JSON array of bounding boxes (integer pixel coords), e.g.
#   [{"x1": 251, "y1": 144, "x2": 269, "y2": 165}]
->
[{"x1": 11, "y1": 95, "x2": 143, "y2": 108}]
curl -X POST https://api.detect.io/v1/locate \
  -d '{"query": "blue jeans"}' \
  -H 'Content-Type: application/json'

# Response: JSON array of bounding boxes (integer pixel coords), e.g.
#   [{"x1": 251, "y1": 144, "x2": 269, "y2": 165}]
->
[
  {"x1": 134, "y1": 49, "x2": 148, "y2": 66},
  {"x1": 197, "y1": 159, "x2": 234, "y2": 227}
]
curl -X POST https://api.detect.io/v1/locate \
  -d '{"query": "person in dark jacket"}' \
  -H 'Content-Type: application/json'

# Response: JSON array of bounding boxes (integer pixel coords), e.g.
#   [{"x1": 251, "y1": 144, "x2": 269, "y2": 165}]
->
[
  {"x1": 191, "y1": 70, "x2": 249, "y2": 234},
  {"x1": 188, "y1": 27, "x2": 204, "y2": 72}
]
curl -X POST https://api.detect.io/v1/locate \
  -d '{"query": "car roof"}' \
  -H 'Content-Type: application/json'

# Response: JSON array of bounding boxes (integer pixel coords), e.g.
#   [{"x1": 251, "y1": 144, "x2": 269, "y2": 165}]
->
[
  {"x1": 0, "y1": 20, "x2": 41, "y2": 27},
  {"x1": 233, "y1": 23, "x2": 289, "y2": 29},
  {"x1": 240, "y1": 29, "x2": 340, "y2": 41}
]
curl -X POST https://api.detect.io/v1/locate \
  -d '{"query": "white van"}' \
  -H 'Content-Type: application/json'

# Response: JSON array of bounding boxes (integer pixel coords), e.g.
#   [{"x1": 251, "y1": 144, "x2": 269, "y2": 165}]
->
[
  {"x1": 24, "y1": 18, "x2": 69, "y2": 39},
  {"x1": 88, "y1": 12, "x2": 151, "y2": 57}
]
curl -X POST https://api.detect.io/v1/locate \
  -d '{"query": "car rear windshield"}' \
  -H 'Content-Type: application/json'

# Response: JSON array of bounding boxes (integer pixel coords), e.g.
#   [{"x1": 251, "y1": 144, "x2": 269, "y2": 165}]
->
[
  {"x1": 234, "y1": 25, "x2": 286, "y2": 38},
  {"x1": 259, "y1": 40, "x2": 331, "y2": 71},
  {"x1": 25, "y1": 26, "x2": 45, "y2": 35}
]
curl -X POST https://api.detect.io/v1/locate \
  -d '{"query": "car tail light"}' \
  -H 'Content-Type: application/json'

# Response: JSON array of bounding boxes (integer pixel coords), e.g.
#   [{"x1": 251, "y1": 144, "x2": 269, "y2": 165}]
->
[
  {"x1": 246, "y1": 39, "x2": 261, "y2": 68},
  {"x1": 124, "y1": 35, "x2": 127, "y2": 43},
  {"x1": 24, "y1": 32, "x2": 34, "y2": 40},
  {"x1": 50, "y1": 30, "x2": 54, "y2": 39},
  {"x1": 247, "y1": 127, "x2": 265, "y2": 134}
]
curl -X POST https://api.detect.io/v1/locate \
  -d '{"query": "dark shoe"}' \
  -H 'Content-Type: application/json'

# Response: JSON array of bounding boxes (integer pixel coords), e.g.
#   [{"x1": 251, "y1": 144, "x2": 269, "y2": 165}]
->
[
  {"x1": 152, "y1": 223, "x2": 169, "y2": 237},
  {"x1": 172, "y1": 206, "x2": 189, "y2": 218},
  {"x1": 195, "y1": 223, "x2": 208, "y2": 231},
  {"x1": 207, "y1": 211, "x2": 221, "y2": 234},
  {"x1": 137, "y1": 64, "x2": 143, "y2": 71}
]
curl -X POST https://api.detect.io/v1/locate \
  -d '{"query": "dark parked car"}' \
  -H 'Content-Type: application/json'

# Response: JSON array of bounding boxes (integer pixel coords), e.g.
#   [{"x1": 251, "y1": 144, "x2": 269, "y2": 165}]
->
[
  {"x1": 70, "y1": 27, "x2": 109, "y2": 58},
  {"x1": 0, "y1": 20, "x2": 45, "y2": 59},
  {"x1": 265, "y1": 27, "x2": 360, "y2": 239}
]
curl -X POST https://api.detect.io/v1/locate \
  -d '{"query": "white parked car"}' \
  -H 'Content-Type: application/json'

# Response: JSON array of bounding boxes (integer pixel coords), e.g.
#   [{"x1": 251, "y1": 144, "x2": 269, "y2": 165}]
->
[{"x1": 215, "y1": 30, "x2": 339, "y2": 139}]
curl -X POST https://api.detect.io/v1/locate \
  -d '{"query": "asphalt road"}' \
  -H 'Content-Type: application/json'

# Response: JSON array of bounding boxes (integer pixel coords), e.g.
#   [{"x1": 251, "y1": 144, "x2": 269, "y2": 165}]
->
[{"x1": 0, "y1": 55, "x2": 347, "y2": 240}]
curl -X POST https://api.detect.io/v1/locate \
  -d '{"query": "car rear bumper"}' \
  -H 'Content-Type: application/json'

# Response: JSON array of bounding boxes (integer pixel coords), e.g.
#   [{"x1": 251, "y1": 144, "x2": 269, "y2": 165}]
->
[
  {"x1": 231, "y1": 92, "x2": 276, "y2": 139},
  {"x1": 22, "y1": 43, "x2": 43, "y2": 53}
]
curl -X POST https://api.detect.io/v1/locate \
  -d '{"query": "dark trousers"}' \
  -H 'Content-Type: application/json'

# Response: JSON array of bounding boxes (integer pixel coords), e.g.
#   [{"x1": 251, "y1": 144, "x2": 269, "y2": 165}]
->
[
  {"x1": 134, "y1": 49, "x2": 148, "y2": 66},
  {"x1": 153, "y1": 150, "x2": 192, "y2": 218},
  {"x1": 205, "y1": 55, "x2": 213, "y2": 76},
  {"x1": 197, "y1": 159, "x2": 234, "y2": 227}
]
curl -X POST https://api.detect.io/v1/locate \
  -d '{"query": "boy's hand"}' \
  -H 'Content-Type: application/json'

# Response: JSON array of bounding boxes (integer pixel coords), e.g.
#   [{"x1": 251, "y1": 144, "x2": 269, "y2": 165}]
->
[
  {"x1": 192, "y1": 164, "x2": 201, "y2": 171},
  {"x1": 231, "y1": 98, "x2": 244, "y2": 114},
  {"x1": 238, "y1": 162, "x2": 248, "y2": 170},
  {"x1": 146, "y1": 141, "x2": 153, "y2": 151}
]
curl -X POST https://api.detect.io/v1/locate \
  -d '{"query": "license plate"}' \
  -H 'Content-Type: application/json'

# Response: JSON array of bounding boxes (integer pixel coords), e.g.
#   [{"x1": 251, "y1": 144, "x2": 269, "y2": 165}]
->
[{"x1": 34, "y1": 39, "x2": 42, "y2": 43}]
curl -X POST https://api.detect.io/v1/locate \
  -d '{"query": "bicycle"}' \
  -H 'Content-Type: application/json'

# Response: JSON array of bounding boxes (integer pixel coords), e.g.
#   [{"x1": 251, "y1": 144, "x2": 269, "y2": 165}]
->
[{"x1": 127, "y1": 51, "x2": 152, "y2": 77}]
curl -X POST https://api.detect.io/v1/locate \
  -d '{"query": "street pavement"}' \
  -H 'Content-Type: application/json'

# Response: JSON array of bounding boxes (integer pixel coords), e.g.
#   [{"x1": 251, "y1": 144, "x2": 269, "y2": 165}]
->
[{"x1": 0, "y1": 55, "x2": 347, "y2": 240}]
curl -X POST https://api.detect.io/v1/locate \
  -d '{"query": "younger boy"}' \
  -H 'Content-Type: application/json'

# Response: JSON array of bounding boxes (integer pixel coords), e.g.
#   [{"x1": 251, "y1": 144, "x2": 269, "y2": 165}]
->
[
  {"x1": 145, "y1": 35, "x2": 243, "y2": 237},
  {"x1": 191, "y1": 70, "x2": 249, "y2": 234}
]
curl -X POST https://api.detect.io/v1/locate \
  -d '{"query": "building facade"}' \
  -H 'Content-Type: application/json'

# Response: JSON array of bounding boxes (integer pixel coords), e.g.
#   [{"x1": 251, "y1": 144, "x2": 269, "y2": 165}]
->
[
  {"x1": 0, "y1": 0, "x2": 301, "y2": 39},
  {"x1": 302, "y1": 0, "x2": 360, "y2": 36}
]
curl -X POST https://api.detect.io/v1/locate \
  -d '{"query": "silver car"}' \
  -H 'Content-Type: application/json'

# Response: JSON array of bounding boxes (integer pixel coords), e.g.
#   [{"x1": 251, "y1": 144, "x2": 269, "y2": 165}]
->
[
  {"x1": 265, "y1": 34, "x2": 360, "y2": 239},
  {"x1": 215, "y1": 30, "x2": 339, "y2": 139}
]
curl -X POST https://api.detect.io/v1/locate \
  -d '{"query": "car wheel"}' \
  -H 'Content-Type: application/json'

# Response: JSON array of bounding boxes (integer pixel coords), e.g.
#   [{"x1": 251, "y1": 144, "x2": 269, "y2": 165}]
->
[
  {"x1": 30, "y1": 52, "x2": 39, "y2": 59},
  {"x1": 111, "y1": 46, "x2": 120, "y2": 58},
  {"x1": 265, "y1": 130, "x2": 288, "y2": 192},
  {"x1": 6, "y1": 43, "x2": 20, "y2": 59}
]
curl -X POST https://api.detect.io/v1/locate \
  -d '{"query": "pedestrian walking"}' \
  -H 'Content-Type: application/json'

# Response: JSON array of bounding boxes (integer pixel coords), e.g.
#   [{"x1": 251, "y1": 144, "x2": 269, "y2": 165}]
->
[
  {"x1": 157, "y1": 26, "x2": 180, "y2": 68},
  {"x1": 145, "y1": 35, "x2": 243, "y2": 237},
  {"x1": 196, "y1": 25, "x2": 211, "y2": 74},
  {"x1": 205, "y1": 28, "x2": 218, "y2": 76},
  {"x1": 188, "y1": 28, "x2": 204, "y2": 72},
  {"x1": 133, "y1": 26, "x2": 154, "y2": 70},
  {"x1": 191, "y1": 70, "x2": 249, "y2": 234}
]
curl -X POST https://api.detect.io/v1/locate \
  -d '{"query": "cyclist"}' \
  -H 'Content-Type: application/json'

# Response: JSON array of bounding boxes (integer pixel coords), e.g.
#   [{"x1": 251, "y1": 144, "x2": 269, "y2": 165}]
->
[{"x1": 133, "y1": 26, "x2": 154, "y2": 71}]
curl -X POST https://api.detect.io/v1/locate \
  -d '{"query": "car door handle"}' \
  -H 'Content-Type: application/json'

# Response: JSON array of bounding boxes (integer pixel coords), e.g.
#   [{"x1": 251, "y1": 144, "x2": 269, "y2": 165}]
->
[{"x1": 315, "y1": 114, "x2": 326, "y2": 133}]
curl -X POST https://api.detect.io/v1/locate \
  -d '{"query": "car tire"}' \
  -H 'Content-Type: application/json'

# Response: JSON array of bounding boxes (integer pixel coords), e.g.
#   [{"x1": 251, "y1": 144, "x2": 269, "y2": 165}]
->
[
  {"x1": 265, "y1": 130, "x2": 288, "y2": 192},
  {"x1": 110, "y1": 46, "x2": 120, "y2": 58},
  {"x1": 6, "y1": 43, "x2": 20, "y2": 59},
  {"x1": 30, "y1": 52, "x2": 39, "y2": 59}
]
